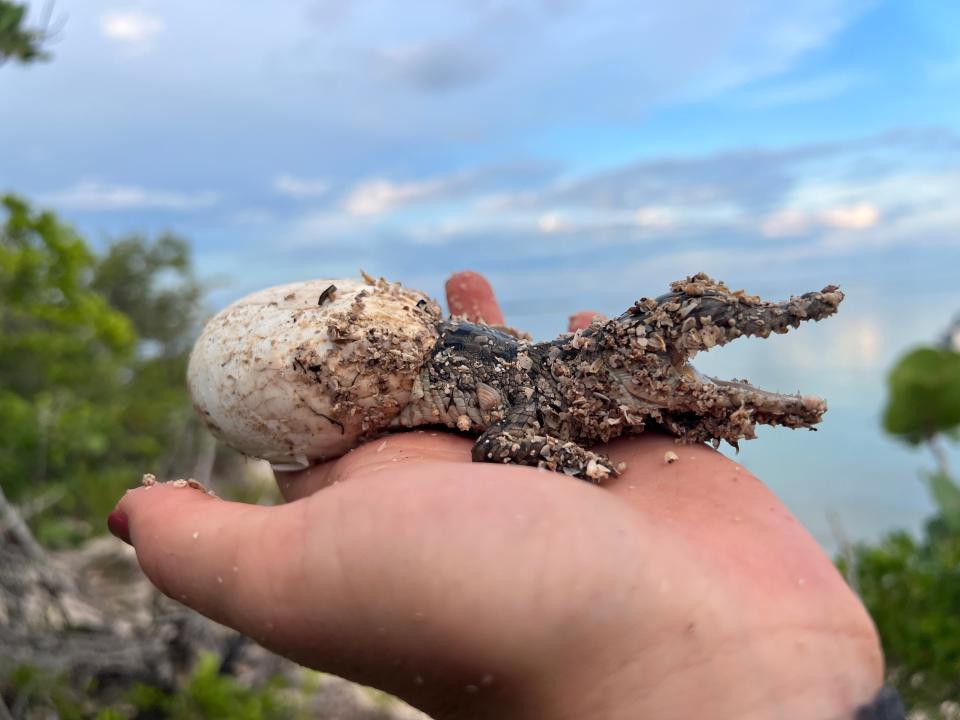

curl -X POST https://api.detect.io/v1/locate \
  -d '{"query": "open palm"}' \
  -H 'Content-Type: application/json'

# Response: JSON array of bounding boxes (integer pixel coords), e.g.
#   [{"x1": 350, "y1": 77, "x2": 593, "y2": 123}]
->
[{"x1": 113, "y1": 272, "x2": 883, "y2": 720}]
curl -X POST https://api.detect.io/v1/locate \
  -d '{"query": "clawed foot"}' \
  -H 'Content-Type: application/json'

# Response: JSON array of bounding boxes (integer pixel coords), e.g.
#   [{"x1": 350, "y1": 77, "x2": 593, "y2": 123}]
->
[{"x1": 472, "y1": 429, "x2": 620, "y2": 483}]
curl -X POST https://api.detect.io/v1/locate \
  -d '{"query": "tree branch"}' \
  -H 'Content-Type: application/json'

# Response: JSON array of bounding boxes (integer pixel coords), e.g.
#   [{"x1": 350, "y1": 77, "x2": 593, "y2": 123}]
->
[
  {"x1": 0, "y1": 483, "x2": 46, "y2": 562},
  {"x1": 930, "y1": 434, "x2": 953, "y2": 479}
]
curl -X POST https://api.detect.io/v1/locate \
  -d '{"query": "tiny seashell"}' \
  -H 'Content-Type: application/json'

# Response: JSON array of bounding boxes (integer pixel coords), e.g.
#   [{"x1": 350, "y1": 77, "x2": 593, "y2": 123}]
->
[{"x1": 476, "y1": 382, "x2": 502, "y2": 411}]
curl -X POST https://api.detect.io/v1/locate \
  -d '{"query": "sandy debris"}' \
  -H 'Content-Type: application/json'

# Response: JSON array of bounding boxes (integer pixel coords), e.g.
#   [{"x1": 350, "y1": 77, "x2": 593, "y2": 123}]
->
[{"x1": 139, "y1": 473, "x2": 217, "y2": 497}]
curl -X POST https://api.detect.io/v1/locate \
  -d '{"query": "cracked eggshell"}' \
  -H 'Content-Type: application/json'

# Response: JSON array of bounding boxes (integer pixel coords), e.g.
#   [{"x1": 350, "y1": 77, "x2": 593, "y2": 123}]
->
[{"x1": 188, "y1": 277, "x2": 441, "y2": 470}]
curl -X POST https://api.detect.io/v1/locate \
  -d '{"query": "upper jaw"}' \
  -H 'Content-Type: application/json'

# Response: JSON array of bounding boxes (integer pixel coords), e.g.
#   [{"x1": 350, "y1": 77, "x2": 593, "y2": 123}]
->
[{"x1": 619, "y1": 273, "x2": 844, "y2": 358}]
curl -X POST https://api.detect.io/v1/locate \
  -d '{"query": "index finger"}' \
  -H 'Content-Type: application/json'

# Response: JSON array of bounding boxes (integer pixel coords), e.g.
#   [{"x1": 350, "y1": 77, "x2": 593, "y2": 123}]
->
[{"x1": 445, "y1": 271, "x2": 505, "y2": 325}]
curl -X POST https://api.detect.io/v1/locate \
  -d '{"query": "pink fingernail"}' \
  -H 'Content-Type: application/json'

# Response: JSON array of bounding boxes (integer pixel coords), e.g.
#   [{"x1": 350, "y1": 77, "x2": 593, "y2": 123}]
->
[{"x1": 107, "y1": 509, "x2": 132, "y2": 545}]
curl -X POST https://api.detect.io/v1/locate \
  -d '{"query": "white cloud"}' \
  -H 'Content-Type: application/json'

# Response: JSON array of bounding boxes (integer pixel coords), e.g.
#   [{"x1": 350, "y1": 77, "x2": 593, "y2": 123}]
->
[
  {"x1": 537, "y1": 213, "x2": 567, "y2": 234},
  {"x1": 821, "y1": 202, "x2": 879, "y2": 230},
  {"x1": 343, "y1": 171, "x2": 474, "y2": 216},
  {"x1": 761, "y1": 203, "x2": 880, "y2": 238},
  {"x1": 100, "y1": 11, "x2": 165, "y2": 45},
  {"x1": 758, "y1": 161, "x2": 960, "y2": 244},
  {"x1": 273, "y1": 174, "x2": 330, "y2": 199},
  {"x1": 40, "y1": 181, "x2": 218, "y2": 211},
  {"x1": 789, "y1": 169, "x2": 958, "y2": 211},
  {"x1": 761, "y1": 209, "x2": 809, "y2": 237},
  {"x1": 345, "y1": 179, "x2": 429, "y2": 215},
  {"x1": 634, "y1": 207, "x2": 674, "y2": 228},
  {"x1": 275, "y1": 129, "x2": 957, "y2": 259}
]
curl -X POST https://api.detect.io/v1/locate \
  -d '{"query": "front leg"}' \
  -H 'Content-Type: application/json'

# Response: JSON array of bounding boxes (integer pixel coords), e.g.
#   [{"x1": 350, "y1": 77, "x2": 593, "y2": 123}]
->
[{"x1": 471, "y1": 403, "x2": 620, "y2": 483}]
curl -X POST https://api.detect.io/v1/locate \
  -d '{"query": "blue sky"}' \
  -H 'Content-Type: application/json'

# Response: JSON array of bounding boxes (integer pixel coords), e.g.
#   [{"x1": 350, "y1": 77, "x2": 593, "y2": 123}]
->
[{"x1": 2, "y1": 0, "x2": 959, "y2": 547}]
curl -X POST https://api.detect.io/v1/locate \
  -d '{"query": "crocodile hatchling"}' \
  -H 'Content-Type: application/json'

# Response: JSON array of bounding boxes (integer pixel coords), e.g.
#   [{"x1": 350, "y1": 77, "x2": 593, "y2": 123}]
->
[{"x1": 187, "y1": 272, "x2": 843, "y2": 482}]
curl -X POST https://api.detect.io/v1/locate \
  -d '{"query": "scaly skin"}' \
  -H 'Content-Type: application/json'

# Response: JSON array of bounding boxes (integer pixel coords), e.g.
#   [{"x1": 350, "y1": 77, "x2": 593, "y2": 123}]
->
[{"x1": 394, "y1": 273, "x2": 844, "y2": 482}]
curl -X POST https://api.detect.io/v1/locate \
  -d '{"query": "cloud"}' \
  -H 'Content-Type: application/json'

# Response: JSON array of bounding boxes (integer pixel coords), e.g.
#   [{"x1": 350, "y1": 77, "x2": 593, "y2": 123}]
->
[
  {"x1": 250, "y1": 128, "x2": 959, "y2": 276},
  {"x1": 231, "y1": 208, "x2": 274, "y2": 225},
  {"x1": 761, "y1": 203, "x2": 880, "y2": 237},
  {"x1": 343, "y1": 167, "x2": 501, "y2": 215},
  {"x1": 532, "y1": 206, "x2": 674, "y2": 235},
  {"x1": 490, "y1": 147, "x2": 798, "y2": 215},
  {"x1": 682, "y1": 0, "x2": 876, "y2": 99},
  {"x1": 761, "y1": 209, "x2": 809, "y2": 237},
  {"x1": 345, "y1": 178, "x2": 445, "y2": 216},
  {"x1": 40, "y1": 181, "x2": 218, "y2": 211},
  {"x1": 100, "y1": 11, "x2": 165, "y2": 45},
  {"x1": 479, "y1": 129, "x2": 960, "y2": 238},
  {"x1": 821, "y1": 202, "x2": 880, "y2": 230},
  {"x1": 289, "y1": 0, "x2": 873, "y2": 136},
  {"x1": 381, "y1": 42, "x2": 494, "y2": 93},
  {"x1": 537, "y1": 213, "x2": 567, "y2": 234},
  {"x1": 743, "y1": 71, "x2": 868, "y2": 107},
  {"x1": 273, "y1": 174, "x2": 330, "y2": 199},
  {"x1": 253, "y1": 127, "x2": 960, "y2": 281},
  {"x1": 635, "y1": 207, "x2": 674, "y2": 228}
]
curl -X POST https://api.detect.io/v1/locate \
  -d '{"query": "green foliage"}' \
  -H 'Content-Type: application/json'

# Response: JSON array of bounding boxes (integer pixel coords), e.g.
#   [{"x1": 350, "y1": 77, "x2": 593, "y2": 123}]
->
[
  {"x1": 883, "y1": 347, "x2": 960, "y2": 445},
  {"x1": 93, "y1": 233, "x2": 204, "y2": 357},
  {"x1": 0, "y1": 1, "x2": 49, "y2": 64},
  {"x1": 840, "y1": 512, "x2": 960, "y2": 713},
  {"x1": 929, "y1": 471, "x2": 960, "y2": 532},
  {"x1": 128, "y1": 653, "x2": 294, "y2": 720},
  {"x1": 8, "y1": 664, "x2": 106, "y2": 719},
  {"x1": 7, "y1": 654, "x2": 299, "y2": 719},
  {"x1": 0, "y1": 195, "x2": 211, "y2": 545},
  {"x1": 841, "y1": 342, "x2": 960, "y2": 714},
  {"x1": 1, "y1": 195, "x2": 134, "y2": 541}
]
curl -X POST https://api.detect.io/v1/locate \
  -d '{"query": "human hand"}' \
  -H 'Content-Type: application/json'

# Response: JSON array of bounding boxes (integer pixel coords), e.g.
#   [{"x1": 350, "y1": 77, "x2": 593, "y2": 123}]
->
[{"x1": 110, "y1": 271, "x2": 884, "y2": 720}]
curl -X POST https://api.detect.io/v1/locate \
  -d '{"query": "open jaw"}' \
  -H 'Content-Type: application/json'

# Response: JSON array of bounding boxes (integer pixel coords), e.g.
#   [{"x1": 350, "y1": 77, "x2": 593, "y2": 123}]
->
[{"x1": 616, "y1": 277, "x2": 845, "y2": 442}]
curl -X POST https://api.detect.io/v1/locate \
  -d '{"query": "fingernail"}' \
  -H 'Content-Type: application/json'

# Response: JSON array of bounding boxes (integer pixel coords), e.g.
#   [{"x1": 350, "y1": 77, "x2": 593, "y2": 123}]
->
[{"x1": 107, "y1": 509, "x2": 132, "y2": 545}]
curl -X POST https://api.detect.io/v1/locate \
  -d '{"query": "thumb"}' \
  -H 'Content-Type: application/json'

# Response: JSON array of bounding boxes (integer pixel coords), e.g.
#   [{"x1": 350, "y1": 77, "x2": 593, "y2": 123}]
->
[
  {"x1": 112, "y1": 481, "x2": 414, "y2": 686},
  {"x1": 109, "y1": 472, "x2": 552, "y2": 710},
  {"x1": 113, "y1": 483, "x2": 314, "y2": 649}
]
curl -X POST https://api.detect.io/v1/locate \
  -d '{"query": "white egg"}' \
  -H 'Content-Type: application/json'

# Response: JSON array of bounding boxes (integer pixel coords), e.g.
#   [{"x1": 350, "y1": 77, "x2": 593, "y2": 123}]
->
[{"x1": 188, "y1": 277, "x2": 441, "y2": 470}]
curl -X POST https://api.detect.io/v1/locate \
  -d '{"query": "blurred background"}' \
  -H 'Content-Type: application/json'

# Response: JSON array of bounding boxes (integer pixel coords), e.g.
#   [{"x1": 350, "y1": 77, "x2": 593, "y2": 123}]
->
[{"x1": 2, "y1": 1, "x2": 959, "y2": 717}]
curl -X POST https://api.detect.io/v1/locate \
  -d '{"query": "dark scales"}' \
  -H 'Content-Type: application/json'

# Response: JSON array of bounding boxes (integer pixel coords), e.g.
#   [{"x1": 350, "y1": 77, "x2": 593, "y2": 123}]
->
[{"x1": 393, "y1": 273, "x2": 843, "y2": 482}]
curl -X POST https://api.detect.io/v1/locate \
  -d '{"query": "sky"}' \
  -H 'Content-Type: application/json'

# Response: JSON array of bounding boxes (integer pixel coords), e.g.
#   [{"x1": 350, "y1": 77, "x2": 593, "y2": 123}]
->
[{"x1": 2, "y1": 0, "x2": 960, "y2": 549}]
